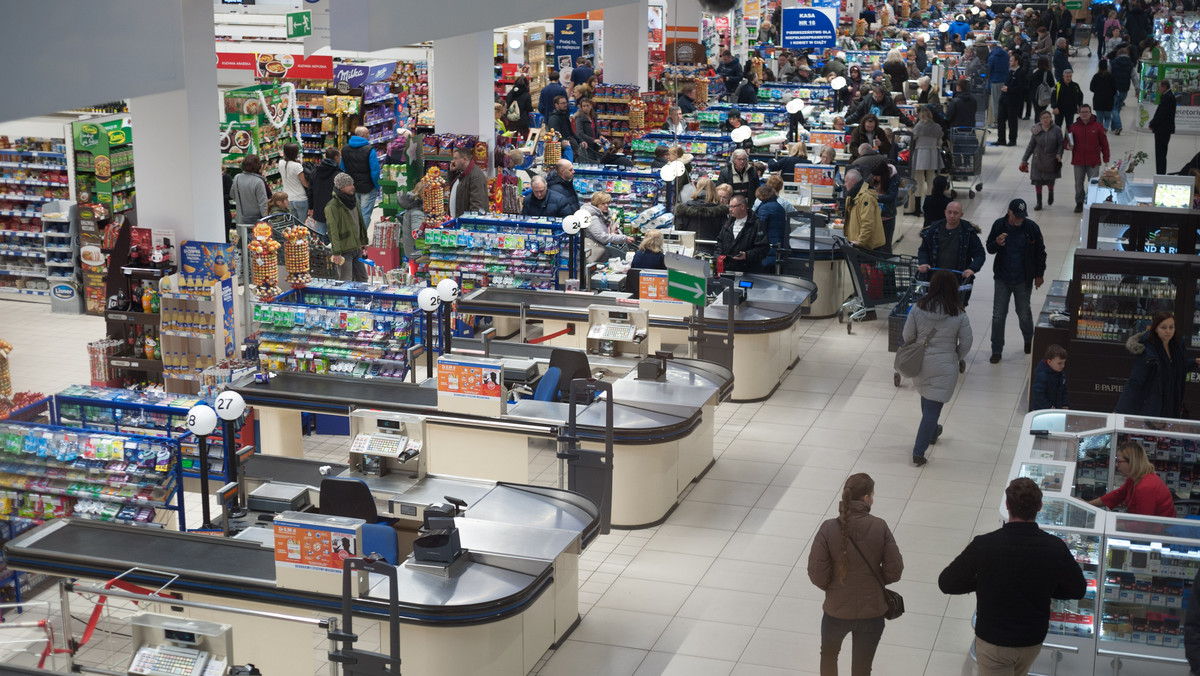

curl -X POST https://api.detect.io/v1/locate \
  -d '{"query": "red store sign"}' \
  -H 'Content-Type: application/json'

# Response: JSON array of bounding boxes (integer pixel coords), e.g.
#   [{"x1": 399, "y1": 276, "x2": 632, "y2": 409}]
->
[{"x1": 217, "y1": 52, "x2": 334, "y2": 79}]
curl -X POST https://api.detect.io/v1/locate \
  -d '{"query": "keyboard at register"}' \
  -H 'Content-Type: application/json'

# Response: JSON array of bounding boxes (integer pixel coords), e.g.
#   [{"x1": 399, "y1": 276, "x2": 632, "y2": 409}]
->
[
  {"x1": 129, "y1": 645, "x2": 214, "y2": 676},
  {"x1": 587, "y1": 324, "x2": 637, "y2": 342}
]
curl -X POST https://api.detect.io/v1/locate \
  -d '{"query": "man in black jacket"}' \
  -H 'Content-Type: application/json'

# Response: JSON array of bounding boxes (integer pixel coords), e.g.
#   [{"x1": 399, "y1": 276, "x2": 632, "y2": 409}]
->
[
  {"x1": 985, "y1": 198, "x2": 1047, "y2": 363},
  {"x1": 1150, "y1": 79, "x2": 1177, "y2": 175},
  {"x1": 521, "y1": 176, "x2": 572, "y2": 218},
  {"x1": 546, "y1": 96, "x2": 577, "y2": 153},
  {"x1": 1109, "y1": 47, "x2": 1136, "y2": 135},
  {"x1": 940, "y1": 478, "x2": 1086, "y2": 675},
  {"x1": 715, "y1": 194, "x2": 769, "y2": 271},
  {"x1": 717, "y1": 50, "x2": 744, "y2": 101},
  {"x1": 916, "y1": 201, "x2": 985, "y2": 305},
  {"x1": 944, "y1": 78, "x2": 978, "y2": 128},
  {"x1": 309, "y1": 147, "x2": 341, "y2": 236},
  {"x1": 546, "y1": 159, "x2": 580, "y2": 214}
]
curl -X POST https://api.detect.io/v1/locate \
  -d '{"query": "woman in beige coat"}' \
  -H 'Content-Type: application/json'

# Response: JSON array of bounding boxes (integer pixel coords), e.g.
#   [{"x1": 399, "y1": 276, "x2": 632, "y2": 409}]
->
[{"x1": 808, "y1": 473, "x2": 903, "y2": 676}]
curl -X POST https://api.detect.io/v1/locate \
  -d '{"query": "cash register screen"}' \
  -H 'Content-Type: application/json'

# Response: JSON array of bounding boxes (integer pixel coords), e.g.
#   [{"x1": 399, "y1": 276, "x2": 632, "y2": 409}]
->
[
  {"x1": 164, "y1": 629, "x2": 199, "y2": 646},
  {"x1": 609, "y1": 311, "x2": 629, "y2": 321}
]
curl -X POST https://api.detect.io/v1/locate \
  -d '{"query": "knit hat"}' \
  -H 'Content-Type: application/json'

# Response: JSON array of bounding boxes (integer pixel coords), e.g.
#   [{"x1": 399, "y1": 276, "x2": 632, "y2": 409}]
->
[{"x1": 333, "y1": 172, "x2": 354, "y2": 190}]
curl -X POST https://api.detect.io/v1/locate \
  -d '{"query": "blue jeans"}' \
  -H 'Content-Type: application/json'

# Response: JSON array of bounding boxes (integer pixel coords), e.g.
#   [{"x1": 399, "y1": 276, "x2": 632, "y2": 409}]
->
[
  {"x1": 1095, "y1": 109, "x2": 1113, "y2": 129},
  {"x1": 309, "y1": 219, "x2": 328, "y2": 236},
  {"x1": 288, "y1": 199, "x2": 308, "y2": 224},
  {"x1": 991, "y1": 278, "x2": 1033, "y2": 354},
  {"x1": 821, "y1": 613, "x2": 885, "y2": 676},
  {"x1": 914, "y1": 397, "x2": 945, "y2": 458},
  {"x1": 1112, "y1": 89, "x2": 1128, "y2": 130},
  {"x1": 355, "y1": 188, "x2": 379, "y2": 224}
]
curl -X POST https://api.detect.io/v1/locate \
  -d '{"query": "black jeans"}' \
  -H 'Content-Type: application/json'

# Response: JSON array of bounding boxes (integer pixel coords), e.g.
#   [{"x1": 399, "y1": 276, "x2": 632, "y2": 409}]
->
[
  {"x1": 821, "y1": 613, "x2": 886, "y2": 676},
  {"x1": 1055, "y1": 112, "x2": 1075, "y2": 132},
  {"x1": 997, "y1": 101, "x2": 1023, "y2": 145},
  {"x1": 1155, "y1": 132, "x2": 1170, "y2": 175}
]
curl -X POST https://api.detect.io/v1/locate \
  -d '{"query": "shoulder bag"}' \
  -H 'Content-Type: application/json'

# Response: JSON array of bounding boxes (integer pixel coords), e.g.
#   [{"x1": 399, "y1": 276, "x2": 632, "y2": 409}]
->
[
  {"x1": 894, "y1": 322, "x2": 937, "y2": 378},
  {"x1": 848, "y1": 536, "x2": 905, "y2": 620}
]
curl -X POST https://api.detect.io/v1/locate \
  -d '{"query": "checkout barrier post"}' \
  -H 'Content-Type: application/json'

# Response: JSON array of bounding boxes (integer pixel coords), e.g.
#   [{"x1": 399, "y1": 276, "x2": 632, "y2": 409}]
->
[
  {"x1": 329, "y1": 557, "x2": 400, "y2": 676},
  {"x1": 557, "y1": 379, "x2": 614, "y2": 534}
]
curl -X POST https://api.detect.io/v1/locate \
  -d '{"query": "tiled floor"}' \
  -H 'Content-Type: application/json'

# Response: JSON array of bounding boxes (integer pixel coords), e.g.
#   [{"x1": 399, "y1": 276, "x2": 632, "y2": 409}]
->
[{"x1": 1, "y1": 52, "x2": 1199, "y2": 675}]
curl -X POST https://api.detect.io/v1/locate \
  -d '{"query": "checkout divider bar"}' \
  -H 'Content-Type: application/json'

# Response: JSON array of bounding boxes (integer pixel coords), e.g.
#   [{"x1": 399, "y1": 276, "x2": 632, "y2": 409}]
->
[{"x1": 61, "y1": 581, "x2": 331, "y2": 628}]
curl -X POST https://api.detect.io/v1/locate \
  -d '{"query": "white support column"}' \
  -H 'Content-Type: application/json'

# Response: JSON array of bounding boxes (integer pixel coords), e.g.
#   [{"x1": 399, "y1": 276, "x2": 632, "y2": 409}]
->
[
  {"x1": 603, "y1": 0, "x2": 651, "y2": 90},
  {"x1": 127, "y1": 0, "x2": 223, "y2": 243},
  {"x1": 432, "y1": 31, "x2": 494, "y2": 173}
]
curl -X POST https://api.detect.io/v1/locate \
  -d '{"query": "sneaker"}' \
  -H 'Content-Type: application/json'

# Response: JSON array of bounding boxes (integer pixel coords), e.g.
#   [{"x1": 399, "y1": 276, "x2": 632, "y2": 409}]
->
[
  {"x1": 930, "y1": 424, "x2": 943, "y2": 445},
  {"x1": 1114, "y1": 128, "x2": 1122, "y2": 135},
  {"x1": 990, "y1": 353, "x2": 1002, "y2": 364},
  {"x1": 912, "y1": 455, "x2": 928, "y2": 467},
  {"x1": 1074, "y1": 203, "x2": 1083, "y2": 213},
  {"x1": 1024, "y1": 341, "x2": 1032, "y2": 354}
]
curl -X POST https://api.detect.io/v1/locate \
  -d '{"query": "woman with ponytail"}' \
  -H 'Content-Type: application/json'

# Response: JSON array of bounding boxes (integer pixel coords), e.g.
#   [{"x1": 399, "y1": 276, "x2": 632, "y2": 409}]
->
[{"x1": 807, "y1": 473, "x2": 903, "y2": 676}]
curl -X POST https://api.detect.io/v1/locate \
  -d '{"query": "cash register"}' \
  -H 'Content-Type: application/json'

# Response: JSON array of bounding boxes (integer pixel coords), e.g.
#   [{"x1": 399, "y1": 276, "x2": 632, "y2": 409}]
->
[
  {"x1": 127, "y1": 614, "x2": 232, "y2": 676},
  {"x1": 586, "y1": 305, "x2": 649, "y2": 358},
  {"x1": 348, "y1": 410, "x2": 425, "y2": 479}
]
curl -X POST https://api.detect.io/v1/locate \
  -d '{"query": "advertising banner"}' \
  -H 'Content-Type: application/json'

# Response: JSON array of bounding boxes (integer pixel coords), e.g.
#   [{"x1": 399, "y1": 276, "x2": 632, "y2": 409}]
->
[
  {"x1": 554, "y1": 19, "x2": 586, "y2": 72},
  {"x1": 216, "y1": 52, "x2": 333, "y2": 79},
  {"x1": 437, "y1": 357, "x2": 503, "y2": 400},
  {"x1": 274, "y1": 515, "x2": 359, "y2": 572},
  {"x1": 793, "y1": 164, "x2": 837, "y2": 186},
  {"x1": 781, "y1": 7, "x2": 838, "y2": 49},
  {"x1": 809, "y1": 130, "x2": 846, "y2": 150},
  {"x1": 333, "y1": 61, "x2": 398, "y2": 89}
]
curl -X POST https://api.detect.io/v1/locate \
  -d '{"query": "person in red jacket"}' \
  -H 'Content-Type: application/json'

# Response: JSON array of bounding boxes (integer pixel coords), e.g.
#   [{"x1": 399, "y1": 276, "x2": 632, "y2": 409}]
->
[
  {"x1": 1064, "y1": 104, "x2": 1109, "y2": 213},
  {"x1": 1089, "y1": 442, "x2": 1175, "y2": 517}
]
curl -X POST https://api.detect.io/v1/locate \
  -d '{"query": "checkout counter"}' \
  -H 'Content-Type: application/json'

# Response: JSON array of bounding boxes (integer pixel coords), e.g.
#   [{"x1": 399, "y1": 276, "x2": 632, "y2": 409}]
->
[
  {"x1": 232, "y1": 338, "x2": 733, "y2": 528},
  {"x1": 457, "y1": 272, "x2": 814, "y2": 402},
  {"x1": 5, "y1": 427, "x2": 602, "y2": 676}
]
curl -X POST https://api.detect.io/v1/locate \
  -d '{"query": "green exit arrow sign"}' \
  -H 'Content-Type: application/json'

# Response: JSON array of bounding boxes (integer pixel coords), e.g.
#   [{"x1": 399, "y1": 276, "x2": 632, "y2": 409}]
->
[
  {"x1": 287, "y1": 11, "x2": 312, "y2": 39},
  {"x1": 667, "y1": 269, "x2": 706, "y2": 307}
]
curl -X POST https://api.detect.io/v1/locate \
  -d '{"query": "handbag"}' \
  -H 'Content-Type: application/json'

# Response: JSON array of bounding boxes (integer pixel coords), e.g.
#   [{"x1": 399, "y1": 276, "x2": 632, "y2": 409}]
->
[
  {"x1": 894, "y1": 325, "x2": 938, "y2": 378},
  {"x1": 848, "y1": 537, "x2": 905, "y2": 620}
]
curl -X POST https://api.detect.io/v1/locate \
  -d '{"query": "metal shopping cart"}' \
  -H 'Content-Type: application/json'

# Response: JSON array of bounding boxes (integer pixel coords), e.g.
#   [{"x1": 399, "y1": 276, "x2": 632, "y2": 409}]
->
[
  {"x1": 834, "y1": 234, "x2": 919, "y2": 334},
  {"x1": 949, "y1": 127, "x2": 986, "y2": 199},
  {"x1": 970, "y1": 77, "x2": 989, "y2": 129},
  {"x1": 1070, "y1": 24, "x2": 1093, "y2": 57},
  {"x1": 887, "y1": 269, "x2": 973, "y2": 386}
]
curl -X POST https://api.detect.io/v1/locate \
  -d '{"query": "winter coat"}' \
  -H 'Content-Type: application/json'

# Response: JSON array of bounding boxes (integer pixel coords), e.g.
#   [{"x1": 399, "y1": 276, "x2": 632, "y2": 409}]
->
[
  {"x1": 847, "y1": 92, "x2": 906, "y2": 125},
  {"x1": 521, "y1": 188, "x2": 572, "y2": 218},
  {"x1": 1067, "y1": 116, "x2": 1109, "y2": 167},
  {"x1": 1030, "y1": 359, "x2": 1069, "y2": 410},
  {"x1": 1022, "y1": 123, "x2": 1065, "y2": 183},
  {"x1": 848, "y1": 127, "x2": 892, "y2": 161},
  {"x1": 715, "y1": 210, "x2": 769, "y2": 271},
  {"x1": 309, "y1": 159, "x2": 340, "y2": 223},
  {"x1": 676, "y1": 93, "x2": 697, "y2": 115},
  {"x1": 1001, "y1": 64, "x2": 1029, "y2": 108},
  {"x1": 1052, "y1": 80, "x2": 1085, "y2": 121},
  {"x1": 546, "y1": 173, "x2": 580, "y2": 214},
  {"x1": 984, "y1": 216, "x2": 1047, "y2": 283},
  {"x1": 1151, "y1": 89, "x2": 1177, "y2": 135},
  {"x1": 910, "y1": 121, "x2": 944, "y2": 171},
  {"x1": 504, "y1": 86, "x2": 533, "y2": 132},
  {"x1": 734, "y1": 81, "x2": 759, "y2": 104},
  {"x1": 394, "y1": 192, "x2": 423, "y2": 255},
  {"x1": 716, "y1": 160, "x2": 761, "y2": 204},
  {"x1": 755, "y1": 197, "x2": 789, "y2": 255},
  {"x1": 231, "y1": 172, "x2": 268, "y2": 225},
  {"x1": 767, "y1": 155, "x2": 809, "y2": 178},
  {"x1": 916, "y1": 87, "x2": 942, "y2": 111},
  {"x1": 1115, "y1": 330, "x2": 1198, "y2": 418},
  {"x1": 718, "y1": 58, "x2": 744, "y2": 94},
  {"x1": 1034, "y1": 31, "x2": 1054, "y2": 56},
  {"x1": 574, "y1": 112, "x2": 598, "y2": 161},
  {"x1": 570, "y1": 66, "x2": 594, "y2": 87},
  {"x1": 1053, "y1": 48, "x2": 1071, "y2": 82},
  {"x1": 1110, "y1": 54, "x2": 1136, "y2": 93},
  {"x1": 1028, "y1": 67, "x2": 1055, "y2": 106},
  {"x1": 922, "y1": 177, "x2": 952, "y2": 228},
  {"x1": 884, "y1": 61, "x2": 909, "y2": 92},
  {"x1": 1089, "y1": 72, "x2": 1117, "y2": 112},
  {"x1": 917, "y1": 219, "x2": 985, "y2": 274},
  {"x1": 546, "y1": 109, "x2": 576, "y2": 145},
  {"x1": 807, "y1": 501, "x2": 903, "y2": 620},
  {"x1": 580, "y1": 203, "x2": 626, "y2": 263},
  {"x1": 538, "y1": 82, "x2": 567, "y2": 120},
  {"x1": 945, "y1": 92, "x2": 978, "y2": 129},
  {"x1": 844, "y1": 182, "x2": 885, "y2": 251},
  {"x1": 446, "y1": 163, "x2": 489, "y2": 217},
  {"x1": 673, "y1": 200, "x2": 729, "y2": 242},
  {"x1": 987, "y1": 47, "x2": 1011, "y2": 83},
  {"x1": 902, "y1": 305, "x2": 973, "y2": 403},
  {"x1": 325, "y1": 192, "x2": 367, "y2": 255},
  {"x1": 340, "y1": 136, "x2": 381, "y2": 193}
]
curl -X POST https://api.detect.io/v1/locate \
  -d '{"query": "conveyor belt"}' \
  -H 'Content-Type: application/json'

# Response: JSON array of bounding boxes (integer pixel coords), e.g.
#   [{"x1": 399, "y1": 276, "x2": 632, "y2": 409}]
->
[{"x1": 246, "y1": 455, "x2": 348, "y2": 487}]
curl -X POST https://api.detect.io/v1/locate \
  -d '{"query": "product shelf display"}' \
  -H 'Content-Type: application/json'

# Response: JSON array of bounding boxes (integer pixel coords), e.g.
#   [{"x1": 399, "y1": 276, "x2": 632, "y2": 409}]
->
[
  {"x1": 417, "y1": 214, "x2": 566, "y2": 292},
  {"x1": 0, "y1": 141, "x2": 70, "y2": 301},
  {"x1": 705, "y1": 103, "x2": 792, "y2": 134},
  {"x1": 1153, "y1": 15, "x2": 1200, "y2": 63},
  {"x1": 632, "y1": 132, "x2": 735, "y2": 178},
  {"x1": 592, "y1": 84, "x2": 644, "y2": 140},
  {"x1": 363, "y1": 81, "x2": 398, "y2": 146},
  {"x1": 220, "y1": 84, "x2": 298, "y2": 193},
  {"x1": 0, "y1": 420, "x2": 186, "y2": 530},
  {"x1": 571, "y1": 166, "x2": 666, "y2": 230},
  {"x1": 71, "y1": 117, "x2": 134, "y2": 214},
  {"x1": 1000, "y1": 410, "x2": 1200, "y2": 675},
  {"x1": 295, "y1": 88, "x2": 328, "y2": 157},
  {"x1": 1137, "y1": 59, "x2": 1200, "y2": 134},
  {"x1": 252, "y1": 279, "x2": 424, "y2": 381},
  {"x1": 158, "y1": 273, "x2": 237, "y2": 395},
  {"x1": 1063, "y1": 249, "x2": 1200, "y2": 413}
]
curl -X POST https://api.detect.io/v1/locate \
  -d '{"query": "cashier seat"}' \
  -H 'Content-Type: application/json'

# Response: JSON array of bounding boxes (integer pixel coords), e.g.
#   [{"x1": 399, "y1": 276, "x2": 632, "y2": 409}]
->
[
  {"x1": 549, "y1": 348, "x2": 592, "y2": 403},
  {"x1": 320, "y1": 478, "x2": 399, "y2": 565}
]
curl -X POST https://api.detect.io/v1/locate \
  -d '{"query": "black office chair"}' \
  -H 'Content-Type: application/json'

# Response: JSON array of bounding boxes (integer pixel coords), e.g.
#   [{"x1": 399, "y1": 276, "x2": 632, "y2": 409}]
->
[
  {"x1": 548, "y1": 348, "x2": 592, "y2": 403},
  {"x1": 319, "y1": 477, "x2": 398, "y2": 564},
  {"x1": 623, "y1": 268, "x2": 642, "y2": 298}
]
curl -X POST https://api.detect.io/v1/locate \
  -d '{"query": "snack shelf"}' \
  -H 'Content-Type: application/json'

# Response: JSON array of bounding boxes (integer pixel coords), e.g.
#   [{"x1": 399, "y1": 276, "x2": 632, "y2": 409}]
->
[
  {"x1": 0, "y1": 162, "x2": 67, "y2": 171},
  {"x1": 0, "y1": 269, "x2": 46, "y2": 278},
  {"x1": 0, "y1": 178, "x2": 65, "y2": 188},
  {"x1": 0, "y1": 210, "x2": 40, "y2": 219},
  {"x1": 0, "y1": 250, "x2": 43, "y2": 259},
  {"x1": 0, "y1": 194, "x2": 52, "y2": 203},
  {"x1": 0, "y1": 230, "x2": 41, "y2": 238},
  {"x1": 0, "y1": 150, "x2": 65, "y2": 159},
  {"x1": 416, "y1": 215, "x2": 566, "y2": 292}
]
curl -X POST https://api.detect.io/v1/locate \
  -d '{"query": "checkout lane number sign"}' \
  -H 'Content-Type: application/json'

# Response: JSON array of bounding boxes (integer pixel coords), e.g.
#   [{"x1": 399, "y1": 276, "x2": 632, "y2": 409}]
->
[{"x1": 781, "y1": 7, "x2": 838, "y2": 50}]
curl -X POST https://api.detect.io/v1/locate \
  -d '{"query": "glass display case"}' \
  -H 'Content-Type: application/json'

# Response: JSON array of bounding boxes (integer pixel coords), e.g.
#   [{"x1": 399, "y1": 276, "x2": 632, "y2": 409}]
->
[
  {"x1": 1064, "y1": 249, "x2": 1200, "y2": 413},
  {"x1": 1081, "y1": 203, "x2": 1200, "y2": 255}
]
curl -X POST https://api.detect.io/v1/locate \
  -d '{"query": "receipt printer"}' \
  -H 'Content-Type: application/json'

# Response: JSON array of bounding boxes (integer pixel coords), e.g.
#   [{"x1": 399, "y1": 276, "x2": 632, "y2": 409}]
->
[
  {"x1": 412, "y1": 499, "x2": 465, "y2": 565},
  {"x1": 637, "y1": 351, "x2": 673, "y2": 382}
]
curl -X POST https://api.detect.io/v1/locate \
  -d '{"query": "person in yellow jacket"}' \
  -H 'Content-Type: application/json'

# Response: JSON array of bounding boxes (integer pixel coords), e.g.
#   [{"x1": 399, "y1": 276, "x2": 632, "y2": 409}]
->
[{"x1": 844, "y1": 167, "x2": 886, "y2": 251}]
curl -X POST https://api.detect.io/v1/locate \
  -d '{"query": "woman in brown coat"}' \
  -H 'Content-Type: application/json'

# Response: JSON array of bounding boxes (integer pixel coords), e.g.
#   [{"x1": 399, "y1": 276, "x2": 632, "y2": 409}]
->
[{"x1": 807, "y1": 473, "x2": 903, "y2": 676}]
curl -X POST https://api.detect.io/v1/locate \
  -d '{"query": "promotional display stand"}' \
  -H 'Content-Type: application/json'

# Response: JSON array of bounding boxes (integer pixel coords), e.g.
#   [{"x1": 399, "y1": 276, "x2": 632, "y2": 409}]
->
[{"x1": 419, "y1": 214, "x2": 566, "y2": 292}]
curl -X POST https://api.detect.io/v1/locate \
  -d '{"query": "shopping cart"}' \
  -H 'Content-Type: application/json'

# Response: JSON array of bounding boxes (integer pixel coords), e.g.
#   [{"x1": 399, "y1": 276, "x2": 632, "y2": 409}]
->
[
  {"x1": 834, "y1": 234, "x2": 918, "y2": 334},
  {"x1": 970, "y1": 77, "x2": 989, "y2": 128},
  {"x1": 949, "y1": 127, "x2": 986, "y2": 199},
  {"x1": 1070, "y1": 23, "x2": 1093, "y2": 57},
  {"x1": 255, "y1": 212, "x2": 335, "y2": 278},
  {"x1": 888, "y1": 268, "x2": 973, "y2": 386}
]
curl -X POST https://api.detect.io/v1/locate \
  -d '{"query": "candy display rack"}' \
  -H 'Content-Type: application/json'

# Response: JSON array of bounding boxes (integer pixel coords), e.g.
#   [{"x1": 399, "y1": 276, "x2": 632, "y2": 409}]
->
[
  {"x1": 418, "y1": 214, "x2": 566, "y2": 292},
  {"x1": 295, "y1": 88, "x2": 328, "y2": 159},
  {"x1": 593, "y1": 84, "x2": 642, "y2": 142},
  {"x1": 71, "y1": 116, "x2": 134, "y2": 214},
  {"x1": 633, "y1": 132, "x2": 735, "y2": 177},
  {"x1": 0, "y1": 419, "x2": 187, "y2": 531},
  {"x1": 571, "y1": 166, "x2": 666, "y2": 230},
  {"x1": 158, "y1": 274, "x2": 238, "y2": 396}
]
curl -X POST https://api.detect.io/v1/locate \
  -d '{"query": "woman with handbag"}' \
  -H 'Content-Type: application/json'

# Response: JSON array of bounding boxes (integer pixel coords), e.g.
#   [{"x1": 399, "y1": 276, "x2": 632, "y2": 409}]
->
[
  {"x1": 1019, "y1": 110, "x2": 1065, "y2": 211},
  {"x1": 901, "y1": 270, "x2": 973, "y2": 466},
  {"x1": 807, "y1": 473, "x2": 904, "y2": 676}
]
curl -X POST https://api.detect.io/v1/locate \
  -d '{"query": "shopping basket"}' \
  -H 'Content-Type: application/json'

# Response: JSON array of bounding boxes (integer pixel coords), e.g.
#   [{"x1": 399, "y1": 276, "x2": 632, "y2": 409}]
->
[
  {"x1": 833, "y1": 234, "x2": 918, "y2": 334},
  {"x1": 948, "y1": 127, "x2": 986, "y2": 199}
]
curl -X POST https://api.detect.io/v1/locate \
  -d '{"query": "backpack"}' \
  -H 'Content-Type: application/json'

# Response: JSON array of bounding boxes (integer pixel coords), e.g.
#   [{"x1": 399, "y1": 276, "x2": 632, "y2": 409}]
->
[
  {"x1": 506, "y1": 99, "x2": 522, "y2": 122},
  {"x1": 1036, "y1": 74, "x2": 1053, "y2": 107}
]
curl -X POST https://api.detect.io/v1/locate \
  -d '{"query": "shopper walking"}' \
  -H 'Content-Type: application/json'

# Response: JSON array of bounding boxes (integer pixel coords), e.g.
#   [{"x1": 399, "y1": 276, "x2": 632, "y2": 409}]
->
[
  {"x1": 718, "y1": 50, "x2": 744, "y2": 101},
  {"x1": 755, "y1": 184, "x2": 789, "y2": 270},
  {"x1": 843, "y1": 167, "x2": 885, "y2": 252},
  {"x1": 1028, "y1": 57, "x2": 1056, "y2": 122},
  {"x1": 308, "y1": 147, "x2": 340, "y2": 236},
  {"x1": 570, "y1": 57, "x2": 594, "y2": 87},
  {"x1": 1051, "y1": 69, "x2": 1084, "y2": 131},
  {"x1": 1088, "y1": 441, "x2": 1176, "y2": 517},
  {"x1": 807, "y1": 473, "x2": 903, "y2": 676},
  {"x1": 1019, "y1": 110, "x2": 1065, "y2": 211},
  {"x1": 908, "y1": 107, "x2": 944, "y2": 216},
  {"x1": 278, "y1": 142, "x2": 310, "y2": 224},
  {"x1": 996, "y1": 53, "x2": 1029, "y2": 146},
  {"x1": 1065, "y1": 104, "x2": 1109, "y2": 213},
  {"x1": 985, "y1": 41, "x2": 1010, "y2": 127},
  {"x1": 916, "y1": 201, "x2": 985, "y2": 301},
  {"x1": 504, "y1": 76, "x2": 533, "y2": 141},
  {"x1": 573, "y1": 97, "x2": 599, "y2": 163},
  {"x1": 940, "y1": 478, "x2": 1087, "y2": 676},
  {"x1": 546, "y1": 95, "x2": 577, "y2": 153},
  {"x1": 537, "y1": 71, "x2": 567, "y2": 121},
  {"x1": 1150, "y1": 79, "x2": 1177, "y2": 176},
  {"x1": 922, "y1": 175, "x2": 952, "y2": 229},
  {"x1": 339, "y1": 126, "x2": 381, "y2": 225},
  {"x1": 1052, "y1": 38, "x2": 1071, "y2": 82},
  {"x1": 1089, "y1": 59, "x2": 1117, "y2": 130},
  {"x1": 231, "y1": 154, "x2": 269, "y2": 230},
  {"x1": 903, "y1": 270, "x2": 973, "y2": 465},
  {"x1": 325, "y1": 173, "x2": 369, "y2": 282},
  {"x1": 883, "y1": 48, "x2": 908, "y2": 93},
  {"x1": 944, "y1": 78, "x2": 978, "y2": 129},
  {"x1": 547, "y1": 159, "x2": 580, "y2": 214},
  {"x1": 446, "y1": 148, "x2": 489, "y2": 218},
  {"x1": 1114, "y1": 311, "x2": 1200, "y2": 418},
  {"x1": 715, "y1": 194, "x2": 769, "y2": 272},
  {"x1": 1109, "y1": 47, "x2": 1136, "y2": 135},
  {"x1": 985, "y1": 199, "x2": 1047, "y2": 363}
]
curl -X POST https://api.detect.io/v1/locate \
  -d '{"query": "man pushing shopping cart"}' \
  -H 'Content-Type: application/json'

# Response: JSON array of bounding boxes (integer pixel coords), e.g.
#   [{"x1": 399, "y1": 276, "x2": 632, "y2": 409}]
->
[{"x1": 915, "y1": 200, "x2": 986, "y2": 307}]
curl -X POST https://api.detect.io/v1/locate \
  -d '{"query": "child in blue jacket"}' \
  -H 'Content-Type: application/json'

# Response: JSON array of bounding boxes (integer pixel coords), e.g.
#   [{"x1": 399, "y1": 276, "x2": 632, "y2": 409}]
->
[{"x1": 1030, "y1": 344, "x2": 1069, "y2": 410}]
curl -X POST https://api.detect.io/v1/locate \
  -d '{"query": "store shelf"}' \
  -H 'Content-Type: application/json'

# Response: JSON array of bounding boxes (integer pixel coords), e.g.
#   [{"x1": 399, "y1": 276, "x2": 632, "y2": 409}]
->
[
  {"x1": 0, "y1": 269, "x2": 46, "y2": 278},
  {"x1": 0, "y1": 250, "x2": 44, "y2": 259},
  {"x1": 0, "y1": 287, "x2": 48, "y2": 299},
  {"x1": 104, "y1": 310, "x2": 160, "y2": 325},
  {"x1": 0, "y1": 150, "x2": 65, "y2": 159},
  {"x1": 298, "y1": 117, "x2": 322, "y2": 123},
  {"x1": 0, "y1": 162, "x2": 66, "y2": 171},
  {"x1": 0, "y1": 194, "x2": 51, "y2": 203},
  {"x1": 107, "y1": 357, "x2": 164, "y2": 372},
  {"x1": 0, "y1": 178, "x2": 65, "y2": 188},
  {"x1": 161, "y1": 329, "x2": 215, "y2": 340},
  {"x1": 0, "y1": 211, "x2": 41, "y2": 219}
]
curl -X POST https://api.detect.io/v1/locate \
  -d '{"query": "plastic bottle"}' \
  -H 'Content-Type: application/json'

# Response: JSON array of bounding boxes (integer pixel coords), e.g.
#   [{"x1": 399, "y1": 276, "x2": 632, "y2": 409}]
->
[{"x1": 141, "y1": 286, "x2": 153, "y2": 313}]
